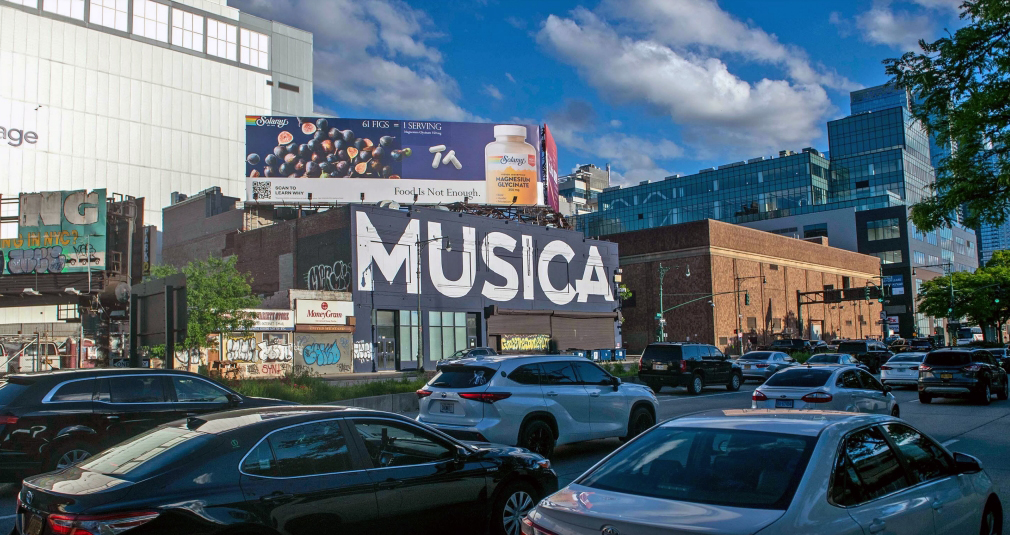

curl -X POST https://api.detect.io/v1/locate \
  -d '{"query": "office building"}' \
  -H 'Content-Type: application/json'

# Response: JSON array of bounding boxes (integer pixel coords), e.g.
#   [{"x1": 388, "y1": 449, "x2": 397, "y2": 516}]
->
[
  {"x1": 558, "y1": 163, "x2": 611, "y2": 216},
  {"x1": 0, "y1": 0, "x2": 314, "y2": 229}
]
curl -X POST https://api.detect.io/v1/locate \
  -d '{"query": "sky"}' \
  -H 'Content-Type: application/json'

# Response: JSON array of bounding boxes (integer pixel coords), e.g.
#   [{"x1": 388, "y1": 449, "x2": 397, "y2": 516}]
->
[{"x1": 228, "y1": 0, "x2": 966, "y2": 187}]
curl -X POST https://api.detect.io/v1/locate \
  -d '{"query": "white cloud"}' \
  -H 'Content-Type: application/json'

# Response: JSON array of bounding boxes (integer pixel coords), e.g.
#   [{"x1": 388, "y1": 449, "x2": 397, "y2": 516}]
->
[
  {"x1": 538, "y1": 9, "x2": 832, "y2": 154},
  {"x1": 505, "y1": 72, "x2": 517, "y2": 84},
  {"x1": 483, "y1": 84, "x2": 504, "y2": 100},
  {"x1": 854, "y1": 6, "x2": 933, "y2": 50},
  {"x1": 229, "y1": 0, "x2": 471, "y2": 120},
  {"x1": 599, "y1": 0, "x2": 859, "y2": 92}
]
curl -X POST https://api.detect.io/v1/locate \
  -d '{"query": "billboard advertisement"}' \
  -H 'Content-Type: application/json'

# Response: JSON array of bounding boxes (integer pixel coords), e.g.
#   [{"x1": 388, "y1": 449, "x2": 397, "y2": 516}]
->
[
  {"x1": 544, "y1": 124, "x2": 560, "y2": 212},
  {"x1": 246, "y1": 117, "x2": 543, "y2": 206},
  {"x1": 1, "y1": 189, "x2": 107, "y2": 275}
]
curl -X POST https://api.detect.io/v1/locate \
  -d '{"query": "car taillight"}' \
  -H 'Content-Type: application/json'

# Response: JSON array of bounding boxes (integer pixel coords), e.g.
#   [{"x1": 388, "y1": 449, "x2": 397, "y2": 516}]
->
[
  {"x1": 964, "y1": 364, "x2": 982, "y2": 372},
  {"x1": 880, "y1": 365, "x2": 892, "y2": 371},
  {"x1": 755, "y1": 363, "x2": 770, "y2": 368},
  {"x1": 48, "y1": 511, "x2": 160, "y2": 535},
  {"x1": 801, "y1": 392, "x2": 833, "y2": 403},
  {"x1": 416, "y1": 389, "x2": 433, "y2": 399},
  {"x1": 679, "y1": 360, "x2": 688, "y2": 373},
  {"x1": 752, "y1": 390, "x2": 768, "y2": 401},
  {"x1": 638, "y1": 358, "x2": 644, "y2": 371},
  {"x1": 521, "y1": 516, "x2": 559, "y2": 535},
  {"x1": 0, "y1": 416, "x2": 18, "y2": 425},
  {"x1": 919, "y1": 365, "x2": 932, "y2": 372},
  {"x1": 910, "y1": 366, "x2": 919, "y2": 371},
  {"x1": 458, "y1": 392, "x2": 512, "y2": 403}
]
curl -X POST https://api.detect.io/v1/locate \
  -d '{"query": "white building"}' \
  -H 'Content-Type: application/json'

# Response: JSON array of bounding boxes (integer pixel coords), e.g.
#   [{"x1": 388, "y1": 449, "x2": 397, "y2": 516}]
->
[{"x1": 0, "y1": 0, "x2": 313, "y2": 228}]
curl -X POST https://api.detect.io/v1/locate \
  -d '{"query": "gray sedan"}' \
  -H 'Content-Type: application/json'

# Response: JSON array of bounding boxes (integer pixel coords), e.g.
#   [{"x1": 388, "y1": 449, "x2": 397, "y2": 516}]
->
[
  {"x1": 523, "y1": 410, "x2": 1000, "y2": 535},
  {"x1": 736, "y1": 351, "x2": 795, "y2": 382}
]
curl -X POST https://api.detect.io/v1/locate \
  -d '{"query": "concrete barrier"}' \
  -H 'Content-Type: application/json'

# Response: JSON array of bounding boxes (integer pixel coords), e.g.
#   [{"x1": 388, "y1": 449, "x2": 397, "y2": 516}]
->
[{"x1": 326, "y1": 392, "x2": 419, "y2": 414}]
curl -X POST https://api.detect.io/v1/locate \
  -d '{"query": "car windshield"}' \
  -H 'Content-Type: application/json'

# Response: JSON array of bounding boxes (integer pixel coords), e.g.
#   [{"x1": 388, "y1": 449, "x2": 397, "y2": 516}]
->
[
  {"x1": 448, "y1": 349, "x2": 470, "y2": 359},
  {"x1": 763, "y1": 368, "x2": 833, "y2": 387},
  {"x1": 577, "y1": 427, "x2": 814, "y2": 510},
  {"x1": 429, "y1": 366, "x2": 497, "y2": 388},
  {"x1": 643, "y1": 345, "x2": 682, "y2": 362},
  {"x1": 924, "y1": 352, "x2": 971, "y2": 367},
  {"x1": 888, "y1": 353, "x2": 926, "y2": 363},
  {"x1": 78, "y1": 426, "x2": 215, "y2": 482},
  {"x1": 741, "y1": 352, "x2": 772, "y2": 360},
  {"x1": 806, "y1": 355, "x2": 840, "y2": 364},
  {"x1": 837, "y1": 342, "x2": 868, "y2": 353},
  {"x1": 771, "y1": 340, "x2": 799, "y2": 347}
]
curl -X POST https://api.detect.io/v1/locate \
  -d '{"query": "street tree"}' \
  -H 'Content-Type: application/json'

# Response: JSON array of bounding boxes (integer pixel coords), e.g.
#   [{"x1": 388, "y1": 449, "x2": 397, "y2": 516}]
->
[
  {"x1": 917, "y1": 266, "x2": 1010, "y2": 342},
  {"x1": 149, "y1": 256, "x2": 260, "y2": 351},
  {"x1": 884, "y1": 0, "x2": 1010, "y2": 231}
]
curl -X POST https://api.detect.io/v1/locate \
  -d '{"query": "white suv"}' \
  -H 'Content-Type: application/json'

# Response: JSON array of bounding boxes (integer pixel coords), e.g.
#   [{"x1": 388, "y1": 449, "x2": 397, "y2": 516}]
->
[{"x1": 416, "y1": 355, "x2": 658, "y2": 456}]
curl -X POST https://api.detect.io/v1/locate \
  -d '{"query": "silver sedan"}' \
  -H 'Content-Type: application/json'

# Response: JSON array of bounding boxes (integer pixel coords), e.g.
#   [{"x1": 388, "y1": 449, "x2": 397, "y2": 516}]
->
[
  {"x1": 752, "y1": 365, "x2": 899, "y2": 416},
  {"x1": 736, "y1": 351, "x2": 795, "y2": 382},
  {"x1": 523, "y1": 410, "x2": 1000, "y2": 535}
]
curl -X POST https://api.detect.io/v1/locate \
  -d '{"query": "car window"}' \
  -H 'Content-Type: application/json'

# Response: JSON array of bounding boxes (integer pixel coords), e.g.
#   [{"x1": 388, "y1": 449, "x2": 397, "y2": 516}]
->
[
  {"x1": 924, "y1": 352, "x2": 971, "y2": 367},
  {"x1": 642, "y1": 345, "x2": 682, "y2": 362},
  {"x1": 831, "y1": 426, "x2": 910, "y2": 506},
  {"x1": 241, "y1": 440, "x2": 275, "y2": 477},
  {"x1": 807, "y1": 355, "x2": 840, "y2": 364},
  {"x1": 430, "y1": 366, "x2": 496, "y2": 388},
  {"x1": 264, "y1": 421, "x2": 353, "y2": 477},
  {"x1": 49, "y1": 379, "x2": 95, "y2": 402},
  {"x1": 858, "y1": 371, "x2": 884, "y2": 391},
  {"x1": 837, "y1": 342, "x2": 868, "y2": 354},
  {"x1": 976, "y1": 352, "x2": 994, "y2": 366},
  {"x1": 104, "y1": 376, "x2": 167, "y2": 403},
  {"x1": 80, "y1": 426, "x2": 213, "y2": 482},
  {"x1": 888, "y1": 354, "x2": 926, "y2": 363},
  {"x1": 837, "y1": 371, "x2": 862, "y2": 389},
  {"x1": 0, "y1": 381, "x2": 30, "y2": 406},
  {"x1": 352, "y1": 420, "x2": 453, "y2": 468},
  {"x1": 507, "y1": 364, "x2": 541, "y2": 385},
  {"x1": 172, "y1": 377, "x2": 229, "y2": 403},
  {"x1": 540, "y1": 362, "x2": 579, "y2": 385},
  {"x1": 764, "y1": 368, "x2": 833, "y2": 387},
  {"x1": 707, "y1": 347, "x2": 725, "y2": 360},
  {"x1": 741, "y1": 352, "x2": 772, "y2": 360},
  {"x1": 573, "y1": 362, "x2": 611, "y2": 385},
  {"x1": 883, "y1": 423, "x2": 953, "y2": 483}
]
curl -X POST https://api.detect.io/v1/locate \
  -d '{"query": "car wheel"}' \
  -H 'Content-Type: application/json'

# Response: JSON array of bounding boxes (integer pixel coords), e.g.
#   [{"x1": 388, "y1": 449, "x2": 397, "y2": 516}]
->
[
  {"x1": 518, "y1": 419, "x2": 555, "y2": 458},
  {"x1": 726, "y1": 372, "x2": 742, "y2": 391},
  {"x1": 919, "y1": 392, "x2": 932, "y2": 404},
  {"x1": 621, "y1": 407, "x2": 655, "y2": 442},
  {"x1": 981, "y1": 499, "x2": 1002, "y2": 535},
  {"x1": 492, "y1": 481, "x2": 538, "y2": 535},
  {"x1": 890, "y1": 405, "x2": 900, "y2": 417},
  {"x1": 686, "y1": 374, "x2": 704, "y2": 395},
  {"x1": 978, "y1": 381, "x2": 992, "y2": 406},
  {"x1": 47, "y1": 441, "x2": 95, "y2": 472}
]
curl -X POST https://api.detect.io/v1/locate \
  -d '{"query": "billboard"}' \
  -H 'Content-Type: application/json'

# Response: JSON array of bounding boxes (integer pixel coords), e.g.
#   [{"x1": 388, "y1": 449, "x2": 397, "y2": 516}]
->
[
  {"x1": 1, "y1": 189, "x2": 107, "y2": 275},
  {"x1": 245, "y1": 117, "x2": 543, "y2": 206},
  {"x1": 544, "y1": 124, "x2": 560, "y2": 212}
]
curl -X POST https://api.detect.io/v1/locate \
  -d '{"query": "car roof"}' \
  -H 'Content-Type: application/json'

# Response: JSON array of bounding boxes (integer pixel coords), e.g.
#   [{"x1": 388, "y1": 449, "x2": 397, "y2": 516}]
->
[
  {"x1": 647, "y1": 342, "x2": 709, "y2": 346},
  {"x1": 187, "y1": 405, "x2": 415, "y2": 434},
  {"x1": 808, "y1": 353, "x2": 850, "y2": 358},
  {"x1": 7, "y1": 367, "x2": 203, "y2": 383},
  {"x1": 442, "y1": 354, "x2": 586, "y2": 366},
  {"x1": 667, "y1": 409, "x2": 893, "y2": 437}
]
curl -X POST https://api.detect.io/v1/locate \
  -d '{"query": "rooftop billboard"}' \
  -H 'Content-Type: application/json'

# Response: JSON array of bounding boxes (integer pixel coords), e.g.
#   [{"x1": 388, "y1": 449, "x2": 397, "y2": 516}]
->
[
  {"x1": 1, "y1": 188, "x2": 107, "y2": 275},
  {"x1": 245, "y1": 117, "x2": 544, "y2": 206}
]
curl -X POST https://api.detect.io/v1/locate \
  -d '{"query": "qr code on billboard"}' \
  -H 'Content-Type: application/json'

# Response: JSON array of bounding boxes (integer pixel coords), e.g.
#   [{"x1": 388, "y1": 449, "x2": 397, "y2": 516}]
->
[{"x1": 252, "y1": 181, "x2": 271, "y2": 200}]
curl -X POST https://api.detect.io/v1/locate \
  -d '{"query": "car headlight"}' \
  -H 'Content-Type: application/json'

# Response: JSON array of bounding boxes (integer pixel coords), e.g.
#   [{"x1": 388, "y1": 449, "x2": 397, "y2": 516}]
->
[{"x1": 535, "y1": 459, "x2": 551, "y2": 470}]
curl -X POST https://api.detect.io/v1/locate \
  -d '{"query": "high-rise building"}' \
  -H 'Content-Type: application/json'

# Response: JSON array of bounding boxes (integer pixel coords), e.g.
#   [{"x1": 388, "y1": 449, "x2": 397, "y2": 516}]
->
[
  {"x1": 557, "y1": 163, "x2": 610, "y2": 216},
  {"x1": 0, "y1": 0, "x2": 314, "y2": 228}
]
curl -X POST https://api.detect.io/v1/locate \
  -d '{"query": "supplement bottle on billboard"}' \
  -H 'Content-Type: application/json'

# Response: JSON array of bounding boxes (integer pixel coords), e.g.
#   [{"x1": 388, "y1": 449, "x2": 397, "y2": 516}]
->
[{"x1": 485, "y1": 125, "x2": 538, "y2": 205}]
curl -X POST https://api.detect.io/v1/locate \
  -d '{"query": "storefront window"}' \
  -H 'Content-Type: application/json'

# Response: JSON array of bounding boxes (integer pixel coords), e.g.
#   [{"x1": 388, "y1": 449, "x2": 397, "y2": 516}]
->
[
  {"x1": 430, "y1": 312, "x2": 479, "y2": 360},
  {"x1": 399, "y1": 311, "x2": 419, "y2": 368}
]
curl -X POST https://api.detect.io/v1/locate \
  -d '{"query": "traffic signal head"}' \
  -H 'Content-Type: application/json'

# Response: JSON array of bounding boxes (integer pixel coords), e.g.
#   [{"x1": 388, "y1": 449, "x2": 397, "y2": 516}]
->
[
  {"x1": 744, "y1": 292, "x2": 751, "y2": 306},
  {"x1": 996, "y1": 297, "x2": 1001, "y2": 304},
  {"x1": 864, "y1": 287, "x2": 871, "y2": 301}
]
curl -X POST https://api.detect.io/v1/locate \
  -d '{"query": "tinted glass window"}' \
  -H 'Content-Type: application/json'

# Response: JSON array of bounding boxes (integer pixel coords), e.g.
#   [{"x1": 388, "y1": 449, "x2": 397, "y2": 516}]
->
[
  {"x1": 268, "y1": 421, "x2": 352, "y2": 477},
  {"x1": 742, "y1": 352, "x2": 772, "y2": 360},
  {"x1": 508, "y1": 364, "x2": 541, "y2": 385},
  {"x1": 764, "y1": 369, "x2": 832, "y2": 387},
  {"x1": 50, "y1": 379, "x2": 94, "y2": 402},
  {"x1": 975, "y1": 352, "x2": 994, "y2": 365},
  {"x1": 924, "y1": 352, "x2": 971, "y2": 367},
  {"x1": 352, "y1": 420, "x2": 453, "y2": 468},
  {"x1": 0, "y1": 382, "x2": 29, "y2": 407},
  {"x1": 807, "y1": 355, "x2": 841, "y2": 364},
  {"x1": 883, "y1": 423, "x2": 953, "y2": 483},
  {"x1": 837, "y1": 342, "x2": 868, "y2": 353},
  {"x1": 841, "y1": 427, "x2": 909, "y2": 503},
  {"x1": 858, "y1": 371, "x2": 884, "y2": 390},
  {"x1": 109, "y1": 376, "x2": 166, "y2": 403},
  {"x1": 578, "y1": 427, "x2": 814, "y2": 510},
  {"x1": 430, "y1": 366, "x2": 496, "y2": 389},
  {"x1": 173, "y1": 377, "x2": 229, "y2": 403},
  {"x1": 837, "y1": 371, "x2": 862, "y2": 389},
  {"x1": 79, "y1": 426, "x2": 212, "y2": 481},
  {"x1": 574, "y1": 362, "x2": 610, "y2": 385},
  {"x1": 241, "y1": 440, "x2": 274, "y2": 476},
  {"x1": 887, "y1": 354, "x2": 926, "y2": 363},
  {"x1": 540, "y1": 362, "x2": 579, "y2": 385},
  {"x1": 642, "y1": 345, "x2": 682, "y2": 362}
]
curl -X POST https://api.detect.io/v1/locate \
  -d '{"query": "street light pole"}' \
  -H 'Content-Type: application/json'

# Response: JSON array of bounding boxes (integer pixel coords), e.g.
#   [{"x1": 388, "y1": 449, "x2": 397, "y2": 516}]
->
[
  {"x1": 415, "y1": 236, "x2": 451, "y2": 371},
  {"x1": 656, "y1": 263, "x2": 689, "y2": 342}
]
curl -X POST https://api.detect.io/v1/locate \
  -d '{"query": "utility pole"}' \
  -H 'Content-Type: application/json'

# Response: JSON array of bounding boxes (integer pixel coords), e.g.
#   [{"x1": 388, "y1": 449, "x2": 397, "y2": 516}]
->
[
  {"x1": 656, "y1": 263, "x2": 689, "y2": 342},
  {"x1": 415, "y1": 235, "x2": 451, "y2": 371}
]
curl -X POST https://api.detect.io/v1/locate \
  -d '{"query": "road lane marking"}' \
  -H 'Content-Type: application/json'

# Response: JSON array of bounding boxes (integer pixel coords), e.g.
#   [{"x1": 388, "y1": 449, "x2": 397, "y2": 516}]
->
[
  {"x1": 658, "y1": 390, "x2": 753, "y2": 402},
  {"x1": 942, "y1": 439, "x2": 959, "y2": 447}
]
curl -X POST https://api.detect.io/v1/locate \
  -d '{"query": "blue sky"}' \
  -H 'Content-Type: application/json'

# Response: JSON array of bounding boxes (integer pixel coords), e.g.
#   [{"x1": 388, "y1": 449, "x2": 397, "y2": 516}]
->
[{"x1": 230, "y1": 0, "x2": 965, "y2": 186}]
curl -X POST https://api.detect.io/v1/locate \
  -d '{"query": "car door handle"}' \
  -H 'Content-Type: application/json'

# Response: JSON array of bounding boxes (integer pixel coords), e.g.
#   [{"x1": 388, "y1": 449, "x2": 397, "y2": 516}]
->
[
  {"x1": 378, "y1": 479, "x2": 402, "y2": 491},
  {"x1": 546, "y1": 391, "x2": 559, "y2": 397},
  {"x1": 105, "y1": 415, "x2": 119, "y2": 421},
  {"x1": 589, "y1": 392, "x2": 600, "y2": 397},
  {"x1": 260, "y1": 492, "x2": 293, "y2": 503},
  {"x1": 933, "y1": 500, "x2": 944, "y2": 511},
  {"x1": 868, "y1": 519, "x2": 886, "y2": 534}
]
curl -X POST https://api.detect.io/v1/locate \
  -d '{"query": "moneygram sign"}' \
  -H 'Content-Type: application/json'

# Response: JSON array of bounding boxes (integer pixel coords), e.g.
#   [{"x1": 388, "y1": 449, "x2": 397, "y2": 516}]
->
[
  {"x1": 1, "y1": 189, "x2": 107, "y2": 275},
  {"x1": 295, "y1": 300, "x2": 354, "y2": 326},
  {"x1": 245, "y1": 116, "x2": 545, "y2": 206}
]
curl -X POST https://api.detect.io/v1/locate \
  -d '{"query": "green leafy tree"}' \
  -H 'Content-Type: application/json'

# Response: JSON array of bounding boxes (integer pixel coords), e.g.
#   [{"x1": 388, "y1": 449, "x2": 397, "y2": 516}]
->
[
  {"x1": 917, "y1": 266, "x2": 1010, "y2": 342},
  {"x1": 148, "y1": 257, "x2": 259, "y2": 351},
  {"x1": 884, "y1": 0, "x2": 1010, "y2": 231}
]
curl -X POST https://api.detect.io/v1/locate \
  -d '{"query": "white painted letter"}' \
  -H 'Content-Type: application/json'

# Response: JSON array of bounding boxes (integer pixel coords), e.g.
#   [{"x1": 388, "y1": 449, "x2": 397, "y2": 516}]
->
[
  {"x1": 428, "y1": 222, "x2": 476, "y2": 298},
  {"x1": 356, "y1": 211, "x2": 419, "y2": 294},
  {"x1": 63, "y1": 191, "x2": 99, "y2": 225},
  {"x1": 576, "y1": 246, "x2": 614, "y2": 303},
  {"x1": 538, "y1": 240, "x2": 576, "y2": 305},
  {"x1": 522, "y1": 235, "x2": 534, "y2": 300},
  {"x1": 481, "y1": 232, "x2": 518, "y2": 302}
]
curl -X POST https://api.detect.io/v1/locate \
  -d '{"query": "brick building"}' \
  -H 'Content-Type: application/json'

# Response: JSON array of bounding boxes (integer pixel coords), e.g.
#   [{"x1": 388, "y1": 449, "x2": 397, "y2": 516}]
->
[{"x1": 612, "y1": 219, "x2": 884, "y2": 354}]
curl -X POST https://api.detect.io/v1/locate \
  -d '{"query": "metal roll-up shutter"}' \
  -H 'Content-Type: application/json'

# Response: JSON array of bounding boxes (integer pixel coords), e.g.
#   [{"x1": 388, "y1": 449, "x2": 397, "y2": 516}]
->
[
  {"x1": 486, "y1": 313, "x2": 551, "y2": 335},
  {"x1": 551, "y1": 316, "x2": 614, "y2": 350}
]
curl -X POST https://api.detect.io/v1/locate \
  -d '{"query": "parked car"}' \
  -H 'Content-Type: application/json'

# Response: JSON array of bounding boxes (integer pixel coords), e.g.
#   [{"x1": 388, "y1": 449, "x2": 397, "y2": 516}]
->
[
  {"x1": 435, "y1": 346, "x2": 498, "y2": 371},
  {"x1": 417, "y1": 355, "x2": 657, "y2": 457},
  {"x1": 804, "y1": 352, "x2": 869, "y2": 370},
  {"x1": 880, "y1": 352, "x2": 928, "y2": 387},
  {"x1": 769, "y1": 338, "x2": 815, "y2": 355},
  {"x1": 0, "y1": 368, "x2": 296, "y2": 481},
  {"x1": 735, "y1": 351, "x2": 795, "y2": 383},
  {"x1": 918, "y1": 348, "x2": 1010, "y2": 405},
  {"x1": 835, "y1": 339, "x2": 892, "y2": 373},
  {"x1": 14, "y1": 406, "x2": 558, "y2": 535},
  {"x1": 908, "y1": 338, "x2": 935, "y2": 351},
  {"x1": 522, "y1": 410, "x2": 1000, "y2": 535},
  {"x1": 638, "y1": 343, "x2": 743, "y2": 394},
  {"x1": 991, "y1": 348, "x2": 1010, "y2": 373},
  {"x1": 752, "y1": 365, "x2": 899, "y2": 415}
]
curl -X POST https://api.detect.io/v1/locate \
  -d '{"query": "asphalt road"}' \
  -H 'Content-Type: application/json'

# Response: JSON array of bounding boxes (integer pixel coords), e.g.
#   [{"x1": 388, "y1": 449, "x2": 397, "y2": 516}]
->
[{"x1": 1, "y1": 382, "x2": 1010, "y2": 533}]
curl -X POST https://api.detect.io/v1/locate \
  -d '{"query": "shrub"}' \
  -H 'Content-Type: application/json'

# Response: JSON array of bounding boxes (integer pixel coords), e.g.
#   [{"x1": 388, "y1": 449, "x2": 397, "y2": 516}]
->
[{"x1": 223, "y1": 367, "x2": 429, "y2": 405}]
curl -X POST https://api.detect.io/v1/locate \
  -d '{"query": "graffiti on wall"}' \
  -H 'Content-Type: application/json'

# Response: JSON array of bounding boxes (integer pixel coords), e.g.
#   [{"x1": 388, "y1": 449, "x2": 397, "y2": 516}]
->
[
  {"x1": 2, "y1": 189, "x2": 108, "y2": 274},
  {"x1": 296, "y1": 334, "x2": 352, "y2": 373},
  {"x1": 353, "y1": 340, "x2": 373, "y2": 363},
  {"x1": 305, "y1": 260, "x2": 352, "y2": 292},
  {"x1": 6, "y1": 246, "x2": 66, "y2": 274},
  {"x1": 296, "y1": 232, "x2": 352, "y2": 292},
  {"x1": 223, "y1": 334, "x2": 294, "y2": 363}
]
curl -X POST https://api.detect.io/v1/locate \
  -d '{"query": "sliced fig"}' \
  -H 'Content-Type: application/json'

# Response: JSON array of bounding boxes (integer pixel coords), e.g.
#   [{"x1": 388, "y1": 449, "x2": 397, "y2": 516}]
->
[
  {"x1": 277, "y1": 131, "x2": 294, "y2": 145},
  {"x1": 354, "y1": 162, "x2": 368, "y2": 175},
  {"x1": 347, "y1": 147, "x2": 360, "y2": 160},
  {"x1": 301, "y1": 121, "x2": 317, "y2": 135}
]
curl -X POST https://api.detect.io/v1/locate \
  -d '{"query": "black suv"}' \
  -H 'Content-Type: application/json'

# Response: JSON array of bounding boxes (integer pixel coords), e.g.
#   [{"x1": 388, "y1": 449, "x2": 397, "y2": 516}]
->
[
  {"x1": 768, "y1": 339, "x2": 822, "y2": 355},
  {"x1": 835, "y1": 340, "x2": 893, "y2": 374},
  {"x1": 638, "y1": 343, "x2": 742, "y2": 394},
  {"x1": 918, "y1": 348, "x2": 1010, "y2": 405},
  {"x1": 0, "y1": 368, "x2": 294, "y2": 481}
]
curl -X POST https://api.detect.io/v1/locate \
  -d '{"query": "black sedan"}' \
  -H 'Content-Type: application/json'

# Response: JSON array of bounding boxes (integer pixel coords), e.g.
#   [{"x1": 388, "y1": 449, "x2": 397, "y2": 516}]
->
[{"x1": 13, "y1": 407, "x2": 558, "y2": 535}]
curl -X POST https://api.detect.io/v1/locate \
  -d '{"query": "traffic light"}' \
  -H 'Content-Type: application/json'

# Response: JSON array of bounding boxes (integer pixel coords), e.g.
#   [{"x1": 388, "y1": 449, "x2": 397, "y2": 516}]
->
[
  {"x1": 996, "y1": 297, "x2": 1001, "y2": 304},
  {"x1": 744, "y1": 292, "x2": 751, "y2": 306},
  {"x1": 864, "y1": 287, "x2": 871, "y2": 301}
]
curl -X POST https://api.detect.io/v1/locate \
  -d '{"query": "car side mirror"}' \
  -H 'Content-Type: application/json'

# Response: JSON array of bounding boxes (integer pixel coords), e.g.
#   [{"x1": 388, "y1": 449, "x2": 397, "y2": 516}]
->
[
  {"x1": 611, "y1": 376, "x2": 621, "y2": 390},
  {"x1": 953, "y1": 452, "x2": 983, "y2": 474},
  {"x1": 882, "y1": 385, "x2": 892, "y2": 394},
  {"x1": 227, "y1": 393, "x2": 243, "y2": 407},
  {"x1": 453, "y1": 445, "x2": 470, "y2": 467},
  {"x1": 785, "y1": 357, "x2": 796, "y2": 363}
]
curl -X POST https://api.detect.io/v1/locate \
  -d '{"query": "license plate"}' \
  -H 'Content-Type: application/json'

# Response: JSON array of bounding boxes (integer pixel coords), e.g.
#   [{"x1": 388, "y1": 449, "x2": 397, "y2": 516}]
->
[
  {"x1": 941, "y1": 373, "x2": 953, "y2": 380},
  {"x1": 439, "y1": 402, "x2": 454, "y2": 414},
  {"x1": 775, "y1": 400, "x2": 794, "y2": 408},
  {"x1": 744, "y1": 365, "x2": 751, "y2": 370},
  {"x1": 25, "y1": 515, "x2": 42, "y2": 535},
  {"x1": 653, "y1": 363, "x2": 668, "y2": 371}
]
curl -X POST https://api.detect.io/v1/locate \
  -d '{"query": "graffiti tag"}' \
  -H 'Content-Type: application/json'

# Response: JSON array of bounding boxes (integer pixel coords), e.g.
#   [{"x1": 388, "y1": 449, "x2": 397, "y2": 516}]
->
[
  {"x1": 353, "y1": 340, "x2": 373, "y2": 363},
  {"x1": 305, "y1": 260, "x2": 352, "y2": 292},
  {"x1": 7, "y1": 246, "x2": 65, "y2": 274},
  {"x1": 302, "y1": 341, "x2": 341, "y2": 366}
]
